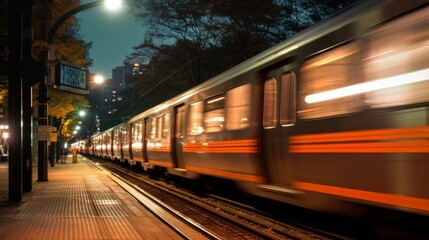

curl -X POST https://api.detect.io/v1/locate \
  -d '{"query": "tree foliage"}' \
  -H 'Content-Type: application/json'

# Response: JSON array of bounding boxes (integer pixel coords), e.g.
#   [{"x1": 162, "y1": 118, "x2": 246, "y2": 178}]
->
[
  {"x1": 32, "y1": 0, "x2": 92, "y2": 123},
  {"x1": 0, "y1": 0, "x2": 93, "y2": 138},
  {"x1": 32, "y1": 0, "x2": 93, "y2": 65}
]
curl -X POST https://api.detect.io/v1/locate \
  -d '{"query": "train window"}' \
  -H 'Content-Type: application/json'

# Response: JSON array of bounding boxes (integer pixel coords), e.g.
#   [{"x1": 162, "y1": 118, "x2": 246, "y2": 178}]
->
[
  {"x1": 226, "y1": 84, "x2": 251, "y2": 130},
  {"x1": 131, "y1": 122, "x2": 142, "y2": 142},
  {"x1": 280, "y1": 72, "x2": 296, "y2": 126},
  {"x1": 102, "y1": 133, "x2": 107, "y2": 145},
  {"x1": 299, "y1": 43, "x2": 362, "y2": 119},
  {"x1": 263, "y1": 78, "x2": 277, "y2": 129},
  {"x1": 188, "y1": 101, "x2": 204, "y2": 135},
  {"x1": 113, "y1": 129, "x2": 120, "y2": 145},
  {"x1": 156, "y1": 116, "x2": 163, "y2": 139},
  {"x1": 144, "y1": 118, "x2": 150, "y2": 139},
  {"x1": 121, "y1": 127, "x2": 128, "y2": 144},
  {"x1": 150, "y1": 117, "x2": 156, "y2": 139},
  {"x1": 364, "y1": 6, "x2": 429, "y2": 108},
  {"x1": 204, "y1": 95, "x2": 225, "y2": 133},
  {"x1": 106, "y1": 132, "x2": 111, "y2": 145},
  {"x1": 152, "y1": 113, "x2": 170, "y2": 139},
  {"x1": 162, "y1": 113, "x2": 170, "y2": 139}
]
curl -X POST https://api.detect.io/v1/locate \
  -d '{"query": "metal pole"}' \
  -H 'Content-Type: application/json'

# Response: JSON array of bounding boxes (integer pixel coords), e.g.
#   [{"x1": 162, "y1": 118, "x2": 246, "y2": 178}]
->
[
  {"x1": 55, "y1": 117, "x2": 63, "y2": 162},
  {"x1": 22, "y1": 0, "x2": 34, "y2": 193},
  {"x1": 49, "y1": 116, "x2": 57, "y2": 167},
  {"x1": 8, "y1": 0, "x2": 24, "y2": 202},
  {"x1": 37, "y1": 0, "x2": 50, "y2": 182},
  {"x1": 36, "y1": 0, "x2": 104, "y2": 180}
]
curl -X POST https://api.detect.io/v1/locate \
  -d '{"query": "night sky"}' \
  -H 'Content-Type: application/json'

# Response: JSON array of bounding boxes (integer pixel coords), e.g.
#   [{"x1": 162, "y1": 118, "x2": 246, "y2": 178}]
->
[{"x1": 77, "y1": 1, "x2": 146, "y2": 79}]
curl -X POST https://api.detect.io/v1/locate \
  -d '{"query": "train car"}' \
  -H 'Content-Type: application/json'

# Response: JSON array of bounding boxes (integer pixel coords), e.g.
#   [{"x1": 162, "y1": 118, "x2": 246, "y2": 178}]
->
[
  {"x1": 79, "y1": 0, "x2": 429, "y2": 217},
  {"x1": 73, "y1": 140, "x2": 86, "y2": 153},
  {"x1": 81, "y1": 138, "x2": 91, "y2": 155}
]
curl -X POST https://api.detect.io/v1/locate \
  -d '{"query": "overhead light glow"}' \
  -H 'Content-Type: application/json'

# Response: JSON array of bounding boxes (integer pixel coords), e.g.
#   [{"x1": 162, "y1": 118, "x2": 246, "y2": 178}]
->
[
  {"x1": 305, "y1": 68, "x2": 429, "y2": 104},
  {"x1": 94, "y1": 74, "x2": 105, "y2": 84},
  {"x1": 104, "y1": 0, "x2": 122, "y2": 11}
]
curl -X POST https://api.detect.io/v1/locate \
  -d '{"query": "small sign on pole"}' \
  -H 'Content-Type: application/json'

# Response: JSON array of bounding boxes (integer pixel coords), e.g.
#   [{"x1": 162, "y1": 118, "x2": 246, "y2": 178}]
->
[{"x1": 37, "y1": 125, "x2": 51, "y2": 141}]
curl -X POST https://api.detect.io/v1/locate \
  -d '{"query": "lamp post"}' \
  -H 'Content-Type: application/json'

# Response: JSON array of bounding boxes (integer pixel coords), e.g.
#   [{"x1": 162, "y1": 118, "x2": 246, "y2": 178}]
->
[
  {"x1": 37, "y1": 0, "x2": 122, "y2": 181},
  {"x1": 37, "y1": 0, "x2": 50, "y2": 182}
]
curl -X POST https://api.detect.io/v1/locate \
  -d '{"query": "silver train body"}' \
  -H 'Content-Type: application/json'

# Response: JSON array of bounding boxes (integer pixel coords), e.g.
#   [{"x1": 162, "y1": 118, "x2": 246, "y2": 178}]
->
[{"x1": 73, "y1": 0, "x2": 429, "y2": 216}]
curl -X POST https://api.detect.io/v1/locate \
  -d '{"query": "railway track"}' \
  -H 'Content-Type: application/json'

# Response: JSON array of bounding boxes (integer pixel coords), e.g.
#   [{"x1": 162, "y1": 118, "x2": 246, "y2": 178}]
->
[{"x1": 86, "y1": 156, "x2": 348, "y2": 240}]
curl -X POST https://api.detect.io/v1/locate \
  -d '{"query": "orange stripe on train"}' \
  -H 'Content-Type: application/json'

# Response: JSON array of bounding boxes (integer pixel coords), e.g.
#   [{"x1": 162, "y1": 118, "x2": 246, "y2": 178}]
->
[
  {"x1": 290, "y1": 126, "x2": 429, "y2": 144},
  {"x1": 147, "y1": 148, "x2": 171, "y2": 152},
  {"x1": 290, "y1": 126, "x2": 429, "y2": 153},
  {"x1": 148, "y1": 160, "x2": 173, "y2": 168},
  {"x1": 186, "y1": 166, "x2": 266, "y2": 183},
  {"x1": 183, "y1": 139, "x2": 258, "y2": 153},
  {"x1": 293, "y1": 181, "x2": 429, "y2": 212}
]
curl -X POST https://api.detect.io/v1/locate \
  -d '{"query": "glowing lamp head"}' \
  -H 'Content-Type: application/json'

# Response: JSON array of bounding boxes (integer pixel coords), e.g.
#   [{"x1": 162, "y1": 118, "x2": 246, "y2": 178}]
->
[
  {"x1": 94, "y1": 74, "x2": 105, "y2": 84},
  {"x1": 104, "y1": 0, "x2": 122, "y2": 11}
]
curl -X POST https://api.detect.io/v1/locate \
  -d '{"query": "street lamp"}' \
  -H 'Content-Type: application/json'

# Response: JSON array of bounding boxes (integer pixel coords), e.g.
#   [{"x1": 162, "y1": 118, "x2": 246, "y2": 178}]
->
[
  {"x1": 94, "y1": 74, "x2": 105, "y2": 85},
  {"x1": 105, "y1": 0, "x2": 123, "y2": 11},
  {"x1": 37, "y1": 0, "x2": 123, "y2": 181}
]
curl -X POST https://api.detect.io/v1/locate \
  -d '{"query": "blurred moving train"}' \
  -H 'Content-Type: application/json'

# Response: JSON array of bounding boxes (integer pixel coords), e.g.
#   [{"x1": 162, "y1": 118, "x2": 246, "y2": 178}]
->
[{"x1": 73, "y1": 0, "x2": 429, "y2": 216}]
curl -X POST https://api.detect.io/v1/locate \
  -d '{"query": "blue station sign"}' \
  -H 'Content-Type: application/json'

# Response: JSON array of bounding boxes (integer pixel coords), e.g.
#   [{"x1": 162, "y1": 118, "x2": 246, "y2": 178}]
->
[{"x1": 55, "y1": 61, "x2": 89, "y2": 95}]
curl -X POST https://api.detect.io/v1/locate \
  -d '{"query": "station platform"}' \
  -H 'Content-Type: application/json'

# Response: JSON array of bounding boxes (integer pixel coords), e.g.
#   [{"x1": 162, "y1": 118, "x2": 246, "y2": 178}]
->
[{"x1": 0, "y1": 154, "x2": 184, "y2": 240}]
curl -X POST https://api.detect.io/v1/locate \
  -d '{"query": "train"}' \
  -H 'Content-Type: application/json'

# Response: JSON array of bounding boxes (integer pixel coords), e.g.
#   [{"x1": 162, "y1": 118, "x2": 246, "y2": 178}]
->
[{"x1": 72, "y1": 0, "x2": 429, "y2": 217}]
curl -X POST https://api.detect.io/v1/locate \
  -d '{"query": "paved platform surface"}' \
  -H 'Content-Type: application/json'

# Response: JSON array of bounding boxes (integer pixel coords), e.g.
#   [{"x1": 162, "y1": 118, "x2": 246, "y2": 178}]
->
[{"x1": 0, "y1": 155, "x2": 183, "y2": 240}]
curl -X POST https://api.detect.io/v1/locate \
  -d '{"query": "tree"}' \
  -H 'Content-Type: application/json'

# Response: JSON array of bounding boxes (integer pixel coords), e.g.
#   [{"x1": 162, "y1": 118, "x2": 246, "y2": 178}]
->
[
  {"x1": 32, "y1": 0, "x2": 92, "y2": 125},
  {"x1": 208, "y1": 0, "x2": 283, "y2": 62},
  {"x1": 48, "y1": 88, "x2": 90, "y2": 137},
  {"x1": 301, "y1": 0, "x2": 356, "y2": 23},
  {"x1": 128, "y1": 0, "x2": 222, "y2": 87},
  {"x1": 32, "y1": 0, "x2": 92, "y2": 64},
  {"x1": 126, "y1": 0, "x2": 356, "y2": 92},
  {"x1": 0, "y1": 0, "x2": 93, "y2": 119}
]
